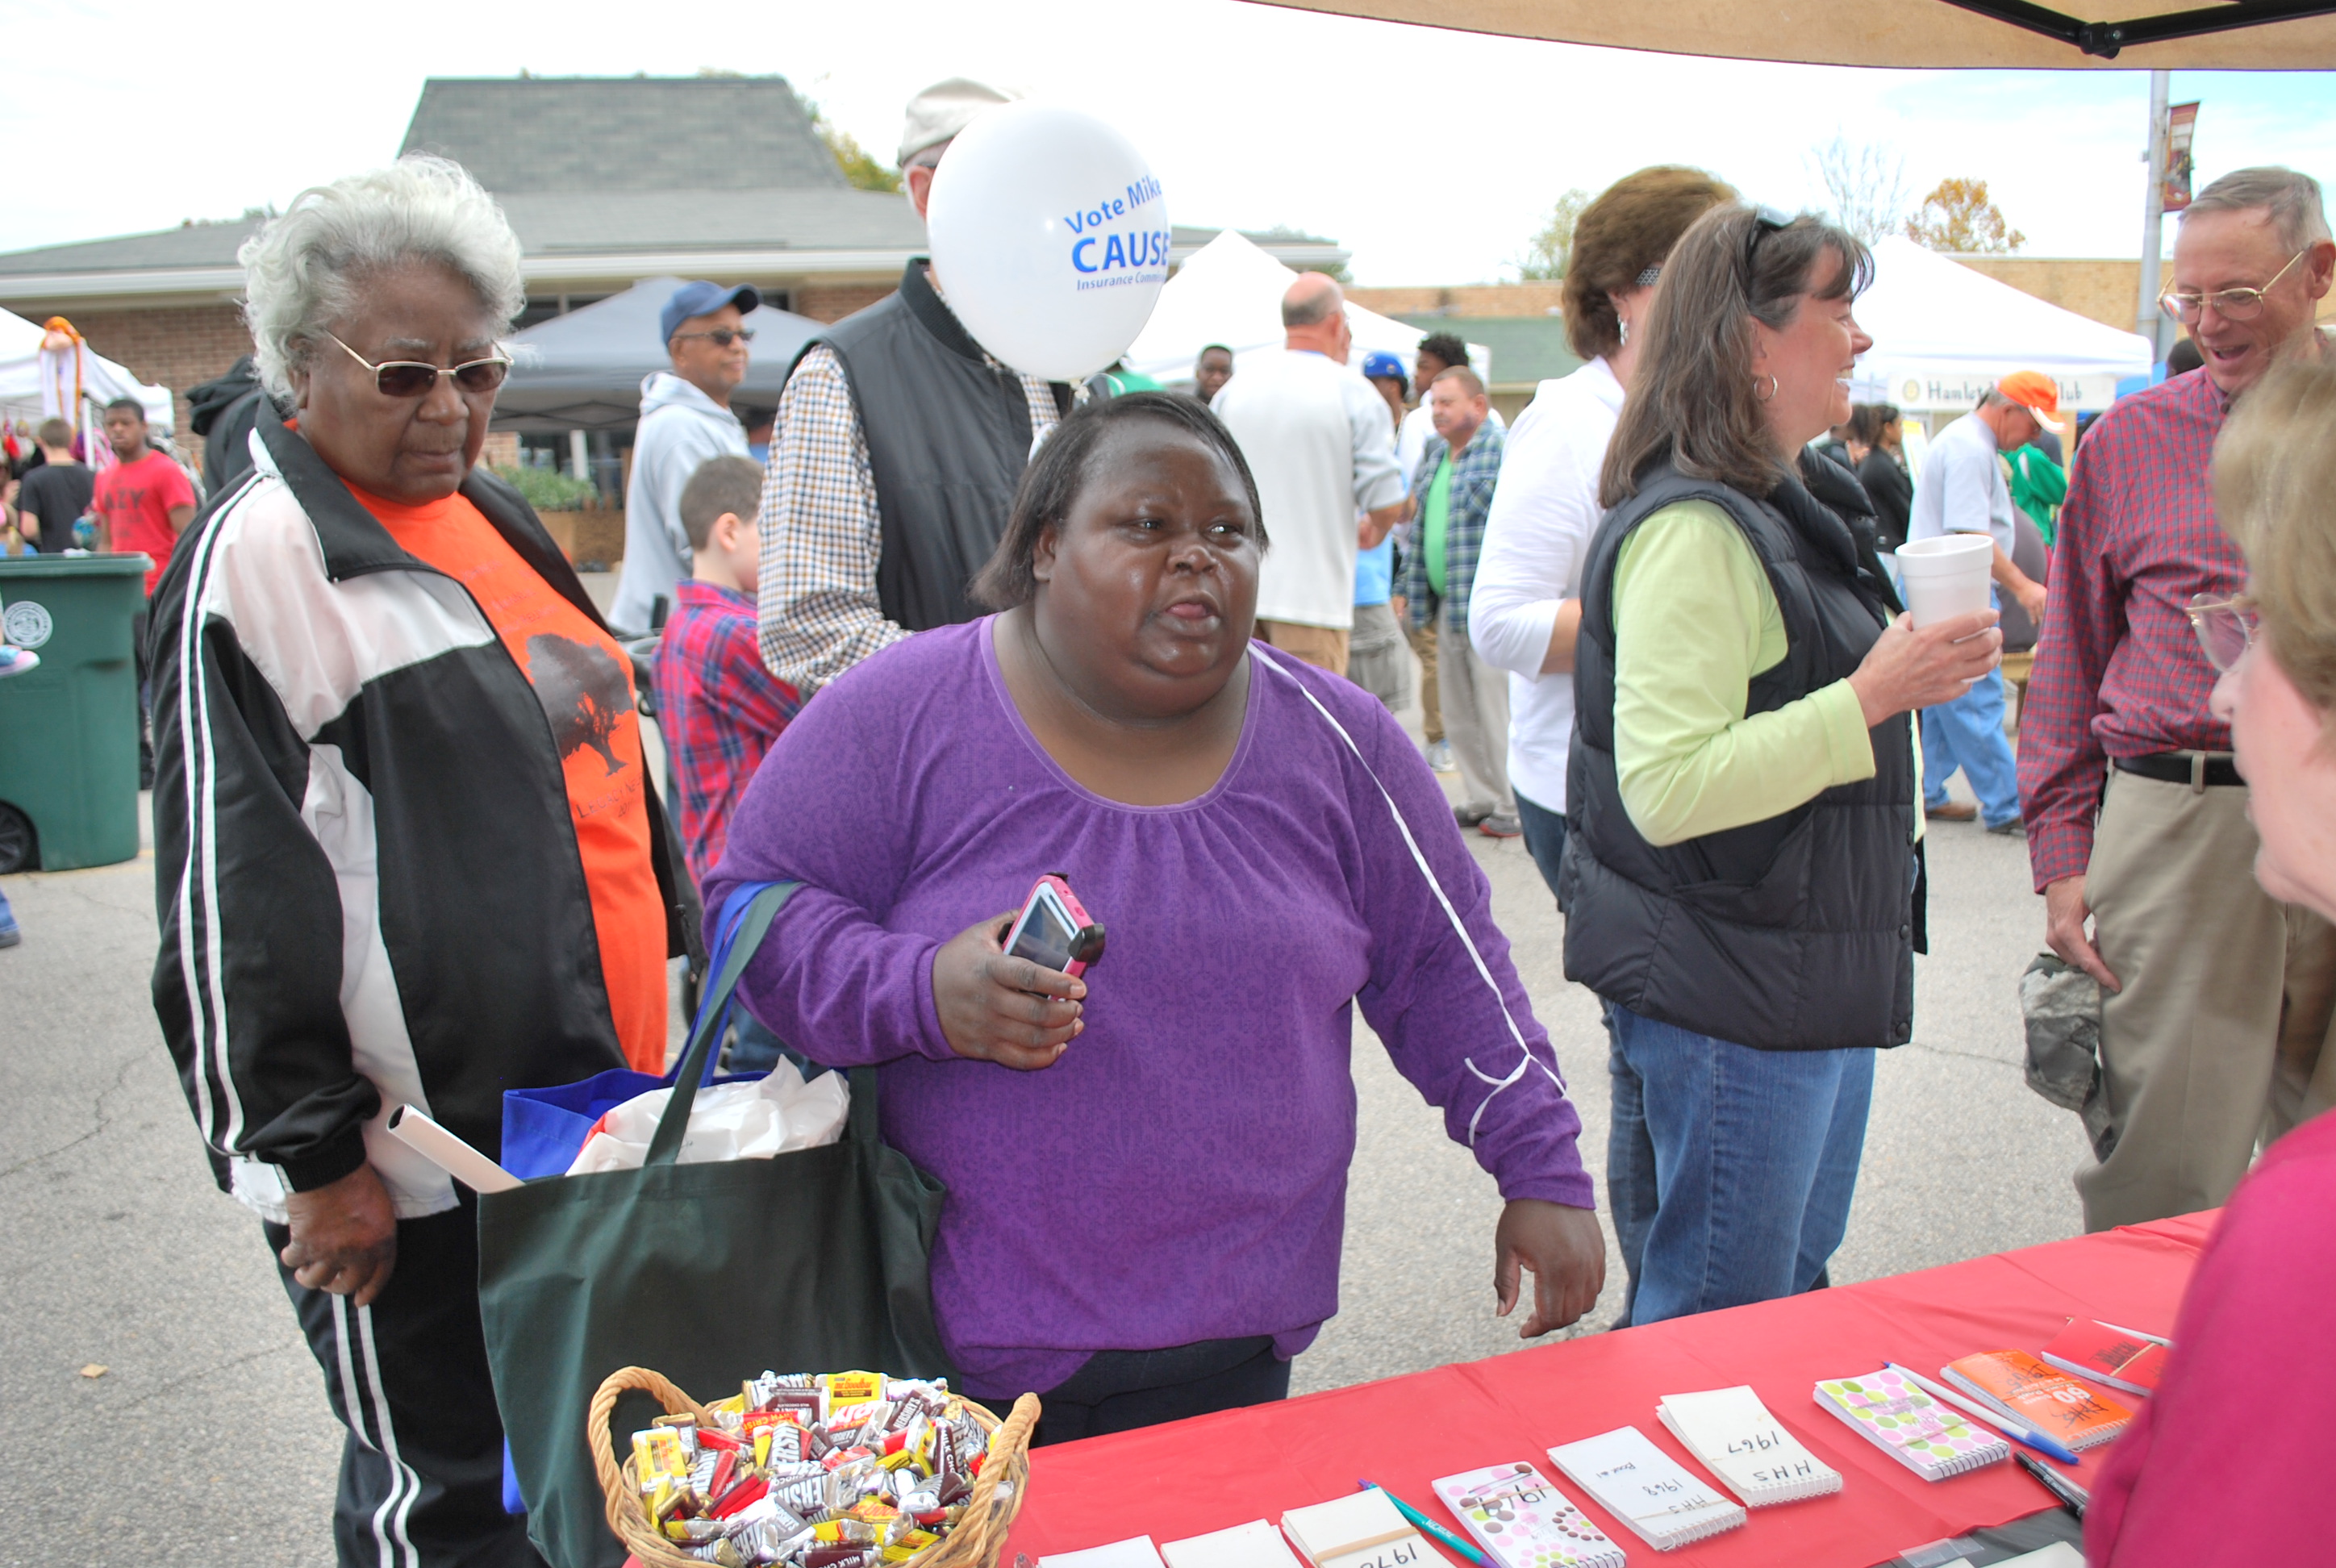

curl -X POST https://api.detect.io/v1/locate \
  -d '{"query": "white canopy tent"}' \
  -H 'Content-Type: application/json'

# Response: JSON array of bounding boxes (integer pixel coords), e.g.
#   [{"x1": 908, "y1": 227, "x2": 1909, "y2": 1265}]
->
[
  {"x1": 1122, "y1": 229, "x2": 1488, "y2": 389},
  {"x1": 0, "y1": 307, "x2": 175, "y2": 430},
  {"x1": 1851, "y1": 236, "x2": 2154, "y2": 422}
]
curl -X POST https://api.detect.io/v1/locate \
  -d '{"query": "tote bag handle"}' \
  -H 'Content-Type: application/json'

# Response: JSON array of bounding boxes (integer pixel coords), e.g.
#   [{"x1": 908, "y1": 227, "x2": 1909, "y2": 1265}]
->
[{"x1": 645, "y1": 880, "x2": 799, "y2": 1167}]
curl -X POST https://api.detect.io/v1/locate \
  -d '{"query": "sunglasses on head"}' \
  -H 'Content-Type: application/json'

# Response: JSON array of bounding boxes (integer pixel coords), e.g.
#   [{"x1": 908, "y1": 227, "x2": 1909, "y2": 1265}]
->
[
  {"x1": 327, "y1": 332, "x2": 512, "y2": 398},
  {"x1": 671, "y1": 327, "x2": 756, "y2": 348},
  {"x1": 1742, "y1": 204, "x2": 1796, "y2": 274}
]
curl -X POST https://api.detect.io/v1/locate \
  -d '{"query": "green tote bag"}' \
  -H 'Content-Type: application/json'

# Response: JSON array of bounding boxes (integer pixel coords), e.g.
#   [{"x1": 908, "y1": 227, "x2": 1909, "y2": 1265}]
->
[{"x1": 478, "y1": 880, "x2": 953, "y2": 1568}]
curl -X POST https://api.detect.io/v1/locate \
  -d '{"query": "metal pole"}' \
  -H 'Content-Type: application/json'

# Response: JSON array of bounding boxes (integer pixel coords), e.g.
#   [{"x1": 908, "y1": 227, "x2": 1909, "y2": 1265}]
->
[
  {"x1": 2137, "y1": 69, "x2": 2171, "y2": 362},
  {"x1": 569, "y1": 427, "x2": 591, "y2": 483}
]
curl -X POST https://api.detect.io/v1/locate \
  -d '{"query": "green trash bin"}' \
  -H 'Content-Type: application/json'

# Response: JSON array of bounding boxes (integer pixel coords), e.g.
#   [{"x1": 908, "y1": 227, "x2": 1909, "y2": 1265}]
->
[{"x1": 0, "y1": 554, "x2": 150, "y2": 871}]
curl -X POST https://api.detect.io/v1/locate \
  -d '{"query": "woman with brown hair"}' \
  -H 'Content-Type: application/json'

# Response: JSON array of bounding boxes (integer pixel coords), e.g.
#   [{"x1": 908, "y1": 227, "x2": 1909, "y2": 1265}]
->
[
  {"x1": 1470, "y1": 166, "x2": 1736, "y2": 899},
  {"x1": 1851, "y1": 402, "x2": 1913, "y2": 553},
  {"x1": 1560, "y1": 206, "x2": 2000, "y2": 1324}
]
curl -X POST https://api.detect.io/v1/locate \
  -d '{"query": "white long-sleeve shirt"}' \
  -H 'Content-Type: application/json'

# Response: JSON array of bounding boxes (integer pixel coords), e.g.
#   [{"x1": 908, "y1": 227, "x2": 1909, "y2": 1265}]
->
[{"x1": 1468, "y1": 357, "x2": 1625, "y2": 813}]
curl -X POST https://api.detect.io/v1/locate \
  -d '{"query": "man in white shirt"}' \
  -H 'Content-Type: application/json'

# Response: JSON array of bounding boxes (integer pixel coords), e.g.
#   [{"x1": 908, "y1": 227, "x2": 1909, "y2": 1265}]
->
[
  {"x1": 1212, "y1": 273, "x2": 1408, "y2": 677},
  {"x1": 1906, "y1": 375, "x2": 2057, "y2": 832},
  {"x1": 1468, "y1": 356, "x2": 1625, "y2": 889}
]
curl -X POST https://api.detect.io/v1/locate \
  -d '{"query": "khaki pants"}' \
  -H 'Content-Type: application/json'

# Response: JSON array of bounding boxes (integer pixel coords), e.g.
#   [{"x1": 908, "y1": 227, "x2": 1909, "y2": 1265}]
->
[
  {"x1": 1347, "y1": 601, "x2": 1409, "y2": 712},
  {"x1": 2076, "y1": 768, "x2": 2336, "y2": 1231},
  {"x1": 1256, "y1": 621, "x2": 1349, "y2": 679},
  {"x1": 1407, "y1": 620, "x2": 1443, "y2": 744},
  {"x1": 1439, "y1": 600, "x2": 1513, "y2": 818}
]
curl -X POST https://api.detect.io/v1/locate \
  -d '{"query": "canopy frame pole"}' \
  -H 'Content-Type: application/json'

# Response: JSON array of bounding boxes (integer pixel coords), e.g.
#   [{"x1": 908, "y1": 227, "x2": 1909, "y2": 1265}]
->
[{"x1": 1940, "y1": 0, "x2": 2336, "y2": 58}]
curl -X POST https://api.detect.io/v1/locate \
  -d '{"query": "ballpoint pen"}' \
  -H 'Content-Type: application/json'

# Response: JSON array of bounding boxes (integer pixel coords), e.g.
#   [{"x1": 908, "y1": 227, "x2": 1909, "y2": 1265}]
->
[
  {"x1": 2015, "y1": 1450, "x2": 2090, "y2": 1517},
  {"x1": 1883, "y1": 1361, "x2": 2084, "y2": 1466},
  {"x1": 1356, "y1": 1481, "x2": 1487, "y2": 1566}
]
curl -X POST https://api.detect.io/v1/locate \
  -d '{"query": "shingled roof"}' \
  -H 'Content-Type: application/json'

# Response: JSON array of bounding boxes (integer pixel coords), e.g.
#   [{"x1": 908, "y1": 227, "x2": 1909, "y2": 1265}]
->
[{"x1": 398, "y1": 76, "x2": 848, "y2": 194}]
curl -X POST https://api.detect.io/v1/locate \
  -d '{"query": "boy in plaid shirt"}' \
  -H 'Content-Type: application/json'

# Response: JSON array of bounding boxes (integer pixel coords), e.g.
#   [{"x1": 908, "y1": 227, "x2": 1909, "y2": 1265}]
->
[{"x1": 653, "y1": 456, "x2": 803, "y2": 887}]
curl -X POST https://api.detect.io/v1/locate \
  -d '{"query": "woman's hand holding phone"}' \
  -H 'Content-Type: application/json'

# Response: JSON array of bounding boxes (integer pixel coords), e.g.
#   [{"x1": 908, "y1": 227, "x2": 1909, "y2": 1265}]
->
[{"x1": 932, "y1": 911, "x2": 1087, "y2": 1070}]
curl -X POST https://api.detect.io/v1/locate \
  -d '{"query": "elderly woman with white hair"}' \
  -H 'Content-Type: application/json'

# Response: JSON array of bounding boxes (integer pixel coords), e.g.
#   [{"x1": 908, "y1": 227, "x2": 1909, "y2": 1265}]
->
[{"x1": 148, "y1": 156, "x2": 697, "y2": 1567}]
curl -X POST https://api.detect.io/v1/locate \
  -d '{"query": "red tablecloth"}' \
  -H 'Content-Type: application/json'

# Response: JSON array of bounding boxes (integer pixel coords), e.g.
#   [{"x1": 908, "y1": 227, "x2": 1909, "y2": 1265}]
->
[{"x1": 1000, "y1": 1212, "x2": 2217, "y2": 1568}]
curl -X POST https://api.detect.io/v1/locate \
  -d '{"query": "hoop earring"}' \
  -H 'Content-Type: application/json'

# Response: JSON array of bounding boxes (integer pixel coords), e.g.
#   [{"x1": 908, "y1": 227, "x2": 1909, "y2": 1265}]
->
[{"x1": 1754, "y1": 373, "x2": 1778, "y2": 402}]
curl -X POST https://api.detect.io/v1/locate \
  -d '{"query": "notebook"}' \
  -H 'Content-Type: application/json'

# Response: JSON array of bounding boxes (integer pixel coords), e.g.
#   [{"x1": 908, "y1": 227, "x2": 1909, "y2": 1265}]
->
[
  {"x1": 1547, "y1": 1425, "x2": 1747, "y2": 1550},
  {"x1": 1942, "y1": 1351, "x2": 2132, "y2": 1451},
  {"x1": 1041, "y1": 1540, "x2": 1167, "y2": 1568},
  {"x1": 1429, "y1": 1462, "x2": 1626, "y2": 1568},
  {"x1": 2038, "y1": 1320, "x2": 2169, "y2": 1398},
  {"x1": 1812, "y1": 1369, "x2": 2011, "y2": 1480},
  {"x1": 1280, "y1": 1489, "x2": 1446, "y2": 1568},
  {"x1": 1161, "y1": 1523, "x2": 1308, "y2": 1568},
  {"x1": 1656, "y1": 1386, "x2": 1844, "y2": 1506}
]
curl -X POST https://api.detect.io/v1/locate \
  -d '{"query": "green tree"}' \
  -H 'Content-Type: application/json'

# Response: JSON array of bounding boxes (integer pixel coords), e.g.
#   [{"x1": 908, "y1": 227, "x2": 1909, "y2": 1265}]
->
[
  {"x1": 1905, "y1": 177, "x2": 2025, "y2": 254},
  {"x1": 1517, "y1": 188, "x2": 1592, "y2": 281},
  {"x1": 790, "y1": 87, "x2": 903, "y2": 194}
]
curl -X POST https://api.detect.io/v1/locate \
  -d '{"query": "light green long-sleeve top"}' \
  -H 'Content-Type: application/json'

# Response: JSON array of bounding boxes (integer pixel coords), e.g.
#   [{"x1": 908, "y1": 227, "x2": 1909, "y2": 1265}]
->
[{"x1": 1612, "y1": 501, "x2": 1879, "y2": 847}]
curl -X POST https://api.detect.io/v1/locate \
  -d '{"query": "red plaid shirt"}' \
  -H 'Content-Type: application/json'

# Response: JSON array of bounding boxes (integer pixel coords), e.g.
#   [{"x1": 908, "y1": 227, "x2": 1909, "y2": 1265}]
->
[
  {"x1": 2018, "y1": 369, "x2": 2241, "y2": 890},
  {"x1": 652, "y1": 582, "x2": 802, "y2": 885}
]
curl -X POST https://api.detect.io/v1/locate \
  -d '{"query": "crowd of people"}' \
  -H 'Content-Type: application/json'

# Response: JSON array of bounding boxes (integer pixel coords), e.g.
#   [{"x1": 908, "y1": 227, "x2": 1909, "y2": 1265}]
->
[{"x1": 0, "y1": 61, "x2": 2321, "y2": 1568}]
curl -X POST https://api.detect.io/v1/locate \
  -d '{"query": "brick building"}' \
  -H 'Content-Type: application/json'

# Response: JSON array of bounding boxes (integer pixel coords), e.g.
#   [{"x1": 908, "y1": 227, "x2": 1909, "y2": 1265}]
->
[{"x1": 0, "y1": 74, "x2": 1345, "y2": 460}]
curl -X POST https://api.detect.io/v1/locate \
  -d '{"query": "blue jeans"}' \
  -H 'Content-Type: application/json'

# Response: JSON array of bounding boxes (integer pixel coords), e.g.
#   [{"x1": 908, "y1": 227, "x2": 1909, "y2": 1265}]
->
[
  {"x1": 1921, "y1": 666, "x2": 2021, "y2": 827},
  {"x1": 1513, "y1": 790, "x2": 1568, "y2": 905},
  {"x1": 1604, "y1": 1004, "x2": 1875, "y2": 1325}
]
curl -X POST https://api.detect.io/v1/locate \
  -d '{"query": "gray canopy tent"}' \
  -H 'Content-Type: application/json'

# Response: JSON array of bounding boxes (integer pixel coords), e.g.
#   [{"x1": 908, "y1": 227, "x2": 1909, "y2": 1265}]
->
[
  {"x1": 494, "y1": 276, "x2": 826, "y2": 434},
  {"x1": 1255, "y1": 0, "x2": 2336, "y2": 65}
]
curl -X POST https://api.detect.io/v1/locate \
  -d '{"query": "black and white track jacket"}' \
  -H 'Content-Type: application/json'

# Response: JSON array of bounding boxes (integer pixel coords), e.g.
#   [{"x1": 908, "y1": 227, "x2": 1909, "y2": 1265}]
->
[{"x1": 149, "y1": 418, "x2": 701, "y2": 1222}]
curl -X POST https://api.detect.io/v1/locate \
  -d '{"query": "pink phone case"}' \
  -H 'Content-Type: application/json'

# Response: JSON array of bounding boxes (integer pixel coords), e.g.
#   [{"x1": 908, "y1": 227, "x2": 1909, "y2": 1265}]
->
[{"x1": 1007, "y1": 874, "x2": 1106, "y2": 978}]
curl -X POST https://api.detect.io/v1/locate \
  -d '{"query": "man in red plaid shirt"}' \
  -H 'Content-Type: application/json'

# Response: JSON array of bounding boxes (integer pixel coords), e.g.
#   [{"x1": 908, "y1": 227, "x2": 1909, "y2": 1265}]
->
[
  {"x1": 2020, "y1": 167, "x2": 2336, "y2": 1231},
  {"x1": 653, "y1": 456, "x2": 803, "y2": 887}
]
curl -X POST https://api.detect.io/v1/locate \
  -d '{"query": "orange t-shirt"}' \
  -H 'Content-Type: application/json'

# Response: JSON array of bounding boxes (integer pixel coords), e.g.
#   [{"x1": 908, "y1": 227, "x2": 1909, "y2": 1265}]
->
[{"x1": 355, "y1": 486, "x2": 669, "y2": 1071}]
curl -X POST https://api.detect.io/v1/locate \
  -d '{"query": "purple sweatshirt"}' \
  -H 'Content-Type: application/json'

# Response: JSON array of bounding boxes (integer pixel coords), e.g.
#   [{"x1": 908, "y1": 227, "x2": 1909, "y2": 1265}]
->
[{"x1": 706, "y1": 619, "x2": 1591, "y2": 1396}]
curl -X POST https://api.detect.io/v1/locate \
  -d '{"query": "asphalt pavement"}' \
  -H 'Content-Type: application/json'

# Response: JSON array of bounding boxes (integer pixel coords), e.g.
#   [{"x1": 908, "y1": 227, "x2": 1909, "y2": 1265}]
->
[{"x1": 0, "y1": 685, "x2": 2084, "y2": 1566}]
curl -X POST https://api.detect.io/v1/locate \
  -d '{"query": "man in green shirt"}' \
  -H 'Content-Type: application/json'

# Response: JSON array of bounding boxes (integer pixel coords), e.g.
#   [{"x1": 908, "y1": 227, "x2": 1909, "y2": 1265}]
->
[{"x1": 1400, "y1": 367, "x2": 1516, "y2": 836}]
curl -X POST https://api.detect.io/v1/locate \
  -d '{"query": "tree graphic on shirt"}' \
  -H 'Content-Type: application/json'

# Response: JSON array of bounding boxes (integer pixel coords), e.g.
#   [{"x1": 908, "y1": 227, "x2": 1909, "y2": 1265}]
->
[{"x1": 525, "y1": 634, "x2": 631, "y2": 776}]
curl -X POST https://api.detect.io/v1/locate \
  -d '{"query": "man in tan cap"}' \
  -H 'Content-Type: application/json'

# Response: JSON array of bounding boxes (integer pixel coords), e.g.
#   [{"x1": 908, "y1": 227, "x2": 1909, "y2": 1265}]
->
[{"x1": 757, "y1": 77, "x2": 1106, "y2": 697}]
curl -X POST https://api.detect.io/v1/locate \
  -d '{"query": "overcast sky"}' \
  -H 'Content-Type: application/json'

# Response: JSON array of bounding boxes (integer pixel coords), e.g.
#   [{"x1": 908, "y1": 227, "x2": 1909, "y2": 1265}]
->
[{"x1": 10, "y1": 0, "x2": 2335, "y2": 284}]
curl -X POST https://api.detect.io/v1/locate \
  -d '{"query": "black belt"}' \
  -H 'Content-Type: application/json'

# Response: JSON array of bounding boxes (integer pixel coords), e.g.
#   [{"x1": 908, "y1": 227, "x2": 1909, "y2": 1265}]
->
[{"x1": 2113, "y1": 750, "x2": 2243, "y2": 788}]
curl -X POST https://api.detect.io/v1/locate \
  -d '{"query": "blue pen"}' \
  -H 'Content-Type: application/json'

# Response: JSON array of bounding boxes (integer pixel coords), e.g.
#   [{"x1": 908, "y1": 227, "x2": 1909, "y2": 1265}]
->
[
  {"x1": 1883, "y1": 1361, "x2": 2085, "y2": 1466},
  {"x1": 1357, "y1": 1480, "x2": 1487, "y2": 1566}
]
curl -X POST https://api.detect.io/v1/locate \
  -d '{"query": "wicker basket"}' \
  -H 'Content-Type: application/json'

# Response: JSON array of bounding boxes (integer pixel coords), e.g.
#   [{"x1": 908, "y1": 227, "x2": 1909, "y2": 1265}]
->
[{"x1": 588, "y1": 1366, "x2": 1040, "y2": 1568}]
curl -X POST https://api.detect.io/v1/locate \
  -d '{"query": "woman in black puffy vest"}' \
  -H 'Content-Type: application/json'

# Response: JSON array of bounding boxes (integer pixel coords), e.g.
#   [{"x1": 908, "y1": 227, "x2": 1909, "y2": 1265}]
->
[{"x1": 1560, "y1": 205, "x2": 2001, "y2": 1325}]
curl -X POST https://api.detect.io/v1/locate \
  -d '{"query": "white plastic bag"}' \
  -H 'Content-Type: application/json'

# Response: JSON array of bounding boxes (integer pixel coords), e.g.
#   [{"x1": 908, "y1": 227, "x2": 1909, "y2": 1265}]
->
[{"x1": 565, "y1": 1060, "x2": 849, "y2": 1176}]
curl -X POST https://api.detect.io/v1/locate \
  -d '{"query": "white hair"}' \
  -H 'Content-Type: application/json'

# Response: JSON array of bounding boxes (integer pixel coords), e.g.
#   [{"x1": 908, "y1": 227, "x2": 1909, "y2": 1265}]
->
[
  {"x1": 2181, "y1": 166, "x2": 2334, "y2": 254},
  {"x1": 239, "y1": 155, "x2": 526, "y2": 400}
]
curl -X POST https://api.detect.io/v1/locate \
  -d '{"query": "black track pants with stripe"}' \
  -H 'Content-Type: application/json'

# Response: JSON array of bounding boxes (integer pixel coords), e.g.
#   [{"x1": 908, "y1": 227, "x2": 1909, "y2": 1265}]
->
[{"x1": 266, "y1": 1199, "x2": 544, "y2": 1568}]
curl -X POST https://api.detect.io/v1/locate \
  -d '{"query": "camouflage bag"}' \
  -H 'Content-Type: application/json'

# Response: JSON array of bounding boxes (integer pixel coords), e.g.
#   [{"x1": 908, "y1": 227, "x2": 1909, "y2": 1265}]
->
[{"x1": 2019, "y1": 953, "x2": 2115, "y2": 1158}]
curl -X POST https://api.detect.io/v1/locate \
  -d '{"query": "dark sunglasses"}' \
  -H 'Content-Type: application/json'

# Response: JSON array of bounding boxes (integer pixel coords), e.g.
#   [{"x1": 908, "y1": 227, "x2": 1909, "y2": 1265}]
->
[
  {"x1": 671, "y1": 327, "x2": 756, "y2": 348},
  {"x1": 329, "y1": 332, "x2": 512, "y2": 398}
]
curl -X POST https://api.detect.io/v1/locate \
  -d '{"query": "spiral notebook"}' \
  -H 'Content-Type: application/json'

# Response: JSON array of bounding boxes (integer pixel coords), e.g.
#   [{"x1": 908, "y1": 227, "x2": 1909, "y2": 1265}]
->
[
  {"x1": 1430, "y1": 1462, "x2": 1626, "y2": 1568},
  {"x1": 1656, "y1": 1386, "x2": 1844, "y2": 1506},
  {"x1": 1547, "y1": 1426, "x2": 1747, "y2": 1550},
  {"x1": 1812, "y1": 1369, "x2": 2010, "y2": 1480}
]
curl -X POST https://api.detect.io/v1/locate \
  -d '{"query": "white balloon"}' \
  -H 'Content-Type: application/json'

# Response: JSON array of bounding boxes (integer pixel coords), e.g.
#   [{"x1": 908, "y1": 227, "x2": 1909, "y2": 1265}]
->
[{"x1": 925, "y1": 102, "x2": 1170, "y2": 383}]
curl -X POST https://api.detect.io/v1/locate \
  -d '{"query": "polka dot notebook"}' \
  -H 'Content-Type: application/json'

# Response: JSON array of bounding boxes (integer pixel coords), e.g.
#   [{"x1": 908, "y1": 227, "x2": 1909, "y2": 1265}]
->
[
  {"x1": 1812, "y1": 1369, "x2": 2012, "y2": 1481},
  {"x1": 1431, "y1": 1462, "x2": 1626, "y2": 1568}
]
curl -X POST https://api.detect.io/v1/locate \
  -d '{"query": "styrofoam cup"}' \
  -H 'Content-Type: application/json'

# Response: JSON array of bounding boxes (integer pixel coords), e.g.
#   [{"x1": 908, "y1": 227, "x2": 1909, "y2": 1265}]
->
[{"x1": 1895, "y1": 534, "x2": 1994, "y2": 628}]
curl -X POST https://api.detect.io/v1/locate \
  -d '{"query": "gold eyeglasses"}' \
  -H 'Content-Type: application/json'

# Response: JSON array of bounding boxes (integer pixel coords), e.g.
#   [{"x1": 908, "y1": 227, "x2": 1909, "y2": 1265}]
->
[
  {"x1": 2160, "y1": 251, "x2": 2306, "y2": 325},
  {"x1": 2185, "y1": 593, "x2": 2259, "y2": 673},
  {"x1": 327, "y1": 332, "x2": 513, "y2": 398}
]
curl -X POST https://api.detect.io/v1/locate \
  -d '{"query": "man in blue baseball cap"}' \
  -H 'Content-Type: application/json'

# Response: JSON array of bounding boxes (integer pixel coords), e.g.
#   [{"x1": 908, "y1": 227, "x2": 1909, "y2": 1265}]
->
[{"x1": 611, "y1": 280, "x2": 761, "y2": 633}]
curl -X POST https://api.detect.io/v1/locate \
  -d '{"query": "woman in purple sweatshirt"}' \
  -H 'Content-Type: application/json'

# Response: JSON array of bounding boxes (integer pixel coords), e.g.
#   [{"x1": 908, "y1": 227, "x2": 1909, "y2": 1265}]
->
[{"x1": 708, "y1": 392, "x2": 1601, "y2": 1443}]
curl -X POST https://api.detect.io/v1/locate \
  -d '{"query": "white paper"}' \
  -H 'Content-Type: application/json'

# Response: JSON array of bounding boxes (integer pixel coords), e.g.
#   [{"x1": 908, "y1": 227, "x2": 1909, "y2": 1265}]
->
[
  {"x1": 565, "y1": 1060, "x2": 850, "y2": 1175},
  {"x1": 1657, "y1": 1386, "x2": 1842, "y2": 1506},
  {"x1": 1548, "y1": 1426, "x2": 1746, "y2": 1550},
  {"x1": 1162, "y1": 1521, "x2": 1306, "y2": 1568},
  {"x1": 1041, "y1": 1537, "x2": 1166, "y2": 1568}
]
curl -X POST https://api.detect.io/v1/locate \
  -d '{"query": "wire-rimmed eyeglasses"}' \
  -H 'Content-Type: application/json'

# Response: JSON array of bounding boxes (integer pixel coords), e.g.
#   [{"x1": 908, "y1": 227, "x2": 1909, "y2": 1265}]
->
[
  {"x1": 2160, "y1": 251, "x2": 2307, "y2": 325},
  {"x1": 2186, "y1": 593, "x2": 2259, "y2": 673},
  {"x1": 327, "y1": 332, "x2": 512, "y2": 398}
]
